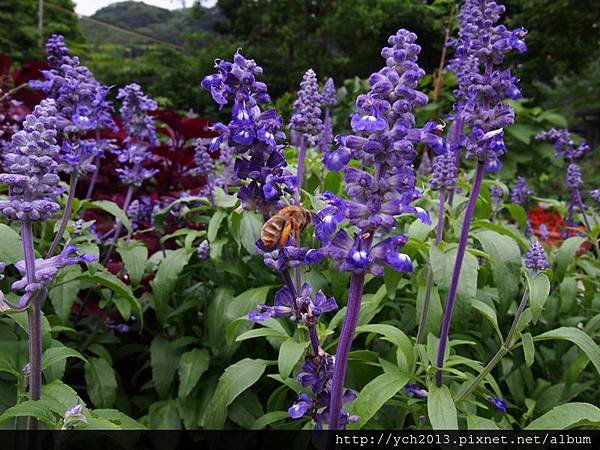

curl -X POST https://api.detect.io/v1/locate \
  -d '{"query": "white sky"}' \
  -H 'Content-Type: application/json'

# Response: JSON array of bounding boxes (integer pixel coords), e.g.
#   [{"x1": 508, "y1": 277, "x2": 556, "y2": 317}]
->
[{"x1": 74, "y1": 0, "x2": 217, "y2": 16}]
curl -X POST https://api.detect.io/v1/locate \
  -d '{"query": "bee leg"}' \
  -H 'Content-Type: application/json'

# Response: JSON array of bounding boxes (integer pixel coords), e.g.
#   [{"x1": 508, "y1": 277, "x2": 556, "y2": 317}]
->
[{"x1": 279, "y1": 221, "x2": 293, "y2": 247}]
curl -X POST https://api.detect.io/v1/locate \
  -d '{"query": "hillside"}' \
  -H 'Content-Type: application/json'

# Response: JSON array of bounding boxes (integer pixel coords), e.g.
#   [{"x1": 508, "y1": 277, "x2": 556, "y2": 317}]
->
[{"x1": 79, "y1": 1, "x2": 225, "y2": 47}]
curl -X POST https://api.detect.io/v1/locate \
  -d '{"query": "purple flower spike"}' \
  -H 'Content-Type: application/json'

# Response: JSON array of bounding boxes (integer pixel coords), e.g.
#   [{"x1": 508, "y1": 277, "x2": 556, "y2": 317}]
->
[
  {"x1": 525, "y1": 241, "x2": 548, "y2": 273},
  {"x1": 201, "y1": 51, "x2": 293, "y2": 214},
  {"x1": 0, "y1": 99, "x2": 61, "y2": 222},
  {"x1": 430, "y1": 149, "x2": 458, "y2": 191},
  {"x1": 536, "y1": 128, "x2": 590, "y2": 162},
  {"x1": 291, "y1": 69, "x2": 323, "y2": 148},
  {"x1": 488, "y1": 396, "x2": 508, "y2": 413},
  {"x1": 510, "y1": 177, "x2": 534, "y2": 205},
  {"x1": 117, "y1": 83, "x2": 158, "y2": 146}
]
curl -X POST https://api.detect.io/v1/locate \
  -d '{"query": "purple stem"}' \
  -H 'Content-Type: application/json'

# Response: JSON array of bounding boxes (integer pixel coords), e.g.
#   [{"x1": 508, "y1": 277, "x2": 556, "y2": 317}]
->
[
  {"x1": 416, "y1": 187, "x2": 447, "y2": 344},
  {"x1": 86, "y1": 129, "x2": 103, "y2": 199},
  {"x1": 447, "y1": 117, "x2": 464, "y2": 207},
  {"x1": 328, "y1": 270, "x2": 366, "y2": 430},
  {"x1": 294, "y1": 138, "x2": 307, "y2": 204},
  {"x1": 435, "y1": 162, "x2": 485, "y2": 386},
  {"x1": 22, "y1": 220, "x2": 42, "y2": 430},
  {"x1": 320, "y1": 108, "x2": 332, "y2": 154},
  {"x1": 47, "y1": 173, "x2": 78, "y2": 258}
]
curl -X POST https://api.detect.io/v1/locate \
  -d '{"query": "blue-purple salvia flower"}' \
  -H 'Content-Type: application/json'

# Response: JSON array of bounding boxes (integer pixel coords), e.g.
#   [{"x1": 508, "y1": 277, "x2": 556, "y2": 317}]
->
[
  {"x1": 201, "y1": 52, "x2": 294, "y2": 214},
  {"x1": 510, "y1": 176, "x2": 533, "y2": 205},
  {"x1": 430, "y1": 149, "x2": 457, "y2": 191},
  {"x1": 447, "y1": 0, "x2": 527, "y2": 172},
  {"x1": 320, "y1": 78, "x2": 337, "y2": 154},
  {"x1": 536, "y1": 128, "x2": 590, "y2": 162},
  {"x1": 490, "y1": 185, "x2": 504, "y2": 211},
  {"x1": 197, "y1": 240, "x2": 210, "y2": 260},
  {"x1": 404, "y1": 383, "x2": 428, "y2": 399},
  {"x1": 113, "y1": 84, "x2": 159, "y2": 187},
  {"x1": 0, "y1": 99, "x2": 61, "y2": 221},
  {"x1": 589, "y1": 189, "x2": 600, "y2": 205},
  {"x1": 291, "y1": 69, "x2": 323, "y2": 148},
  {"x1": 525, "y1": 241, "x2": 548, "y2": 273},
  {"x1": 488, "y1": 396, "x2": 508, "y2": 413},
  {"x1": 539, "y1": 223, "x2": 549, "y2": 241},
  {"x1": 194, "y1": 140, "x2": 216, "y2": 197},
  {"x1": 309, "y1": 30, "x2": 439, "y2": 278}
]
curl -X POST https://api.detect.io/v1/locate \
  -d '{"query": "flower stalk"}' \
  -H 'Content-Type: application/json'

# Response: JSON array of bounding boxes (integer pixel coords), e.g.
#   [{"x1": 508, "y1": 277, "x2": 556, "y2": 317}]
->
[
  {"x1": 47, "y1": 173, "x2": 78, "y2": 257},
  {"x1": 436, "y1": 161, "x2": 485, "y2": 386}
]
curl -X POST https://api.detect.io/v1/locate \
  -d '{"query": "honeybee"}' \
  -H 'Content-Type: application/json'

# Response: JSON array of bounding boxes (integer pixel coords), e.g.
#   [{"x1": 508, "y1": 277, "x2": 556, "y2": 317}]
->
[{"x1": 260, "y1": 205, "x2": 311, "y2": 249}]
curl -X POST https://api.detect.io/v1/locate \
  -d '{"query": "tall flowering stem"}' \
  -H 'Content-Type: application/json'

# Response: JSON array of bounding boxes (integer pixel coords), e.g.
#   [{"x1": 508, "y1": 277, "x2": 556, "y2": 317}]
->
[
  {"x1": 306, "y1": 30, "x2": 440, "y2": 429},
  {"x1": 0, "y1": 99, "x2": 96, "y2": 429},
  {"x1": 436, "y1": 162, "x2": 485, "y2": 385},
  {"x1": 435, "y1": 0, "x2": 526, "y2": 386},
  {"x1": 320, "y1": 78, "x2": 337, "y2": 155},
  {"x1": 456, "y1": 241, "x2": 548, "y2": 403},
  {"x1": 291, "y1": 69, "x2": 323, "y2": 203},
  {"x1": 416, "y1": 148, "x2": 457, "y2": 344}
]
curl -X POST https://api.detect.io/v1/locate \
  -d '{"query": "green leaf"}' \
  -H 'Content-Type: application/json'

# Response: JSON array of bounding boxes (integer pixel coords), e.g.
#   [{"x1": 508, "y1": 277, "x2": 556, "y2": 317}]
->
[
  {"x1": 506, "y1": 123, "x2": 537, "y2": 144},
  {"x1": 527, "y1": 272, "x2": 551, "y2": 323},
  {"x1": 236, "y1": 327, "x2": 289, "y2": 342},
  {"x1": 416, "y1": 276, "x2": 443, "y2": 338},
  {"x1": 355, "y1": 324, "x2": 414, "y2": 374},
  {"x1": 83, "y1": 200, "x2": 132, "y2": 233},
  {"x1": 0, "y1": 224, "x2": 23, "y2": 264},
  {"x1": 151, "y1": 336, "x2": 180, "y2": 399},
  {"x1": 522, "y1": 332, "x2": 534, "y2": 367},
  {"x1": 466, "y1": 414, "x2": 499, "y2": 430},
  {"x1": 116, "y1": 242, "x2": 148, "y2": 286},
  {"x1": 505, "y1": 204, "x2": 528, "y2": 229},
  {"x1": 225, "y1": 286, "x2": 274, "y2": 322},
  {"x1": 240, "y1": 212, "x2": 263, "y2": 255},
  {"x1": 278, "y1": 339, "x2": 309, "y2": 378},
  {"x1": 556, "y1": 237, "x2": 585, "y2": 279},
  {"x1": 430, "y1": 245, "x2": 478, "y2": 326},
  {"x1": 147, "y1": 399, "x2": 181, "y2": 429},
  {"x1": 84, "y1": 357, "x2": 117, "y2": 408},
  {"x1": 251, "y1": 411, "x2": 289, "y2": 430},
  {"x1": 49, "y1": 265, "x2": 82, "y2": 322},
  {"x1": 150, "y1": 248, "x2": 193, "y2": 324},
  {"x1": 525, "y1": 403, "x2": 600, "y2": 430},
  {"x1": 533, "y1": 327, "x2": 600, "y2": 377},
  {"x1": 427, "y1": 384, "x2": 458, "y2": 430},
  {"x1": 348, "y1": 372, "x2": 409, "y2": 429},
  {"x1": 0, "y1": 340, "x2": 20, "y2": 376},
  {"x1": 472, "y1": 299, "x2": 503, "y2": 342},
  {"x1": 178, "y1": 348, "x2": 210, "y2": 398},
  {"x1": 213, "y1": 187, "x2": 238, "y2": 208},
  {"x1": 204, "y1": 358, "x2": 267, "y2": 429},
  {"x1": 208, "y1": 210, "x2": 227, "y2": 242},
  {"x1": 92, "y1": 409, "x2": 146, "y2": 429},
  {"x1": 474, "y1": 230, "x2": 521, "y2": 312},
  {"x1": 77, "y1": 270, "x2": 142, "y2": 322},
  {"x1": 42, "y1": 380, "x2": 82, "y2": 415},
  {"x1": 42, "y1": 346, "x2": 86, "y2": 371},
  {"x1": 0, "y1": 400, "x2": 56, "y2": 426}
]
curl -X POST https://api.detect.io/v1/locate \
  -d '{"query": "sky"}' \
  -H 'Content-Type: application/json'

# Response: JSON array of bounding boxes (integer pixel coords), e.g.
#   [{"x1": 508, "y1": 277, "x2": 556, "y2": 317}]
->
[{"x1": 74, "y1": 0, "x2": 217, "y2": 16}]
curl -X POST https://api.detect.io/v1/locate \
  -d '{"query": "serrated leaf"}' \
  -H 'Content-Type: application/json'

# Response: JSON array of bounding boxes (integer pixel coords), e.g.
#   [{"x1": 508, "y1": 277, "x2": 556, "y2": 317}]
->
[
  {"x1": 0, "y1": 400, "x2": 56, "y2": 426},
  {"x1": 348, "y1": 372, "x2": 409, "y2": 429},
  {"x1": 150, "y1": 248, "x2": 193, "y2": 324},
  {"x1": 83, "y1": 200, "x2": 132, "y2": 233},
  {"x1": 0, "y1": 224, "x2": 23, "y2": 264},
  {"x1": 84, "y1": 357, "x2": 117, "y2": 408},
  {"x1": 225, "y1": 286, "x2": 274, "y2": 322},
  {"x1": 427, "y1": 384, "x2": 458, "y2": 430},
  {"x1": 355, "y1": 324, "x2": 414, "y2": 374},
  {"x1": 278, "y1": 339, "x2": 309, "y2": 378},
  {"x1": 116, "y1": 242, "x2": 148, "y2": 286},
  {"x1": 208, "y1": 210, "x2": 227, "y2": 242},
  {"x1": 522, "y1": 332, "x2": 534, "y2": 367},
  {"x1": 213, "y1": 187, "x2": 238, "y2": 208},
  {"x1": 151, "y1": 336, "x2": 180, "y2": 399},
  {"x1": 525, "y1": 403, "x2": 600, "y2": 430},
  {"x1": 240, "y1": 212, "x2": 263, "y2": 255},
  {"x1": 474, "y1": 230, "x2": 521, "y2": 312},
  {"x1": 42, "y1": 346, "x2": 86, "y2": 371},
  {"x1": 49, "y1": 265, "x2": 82, "y2": 322},
  {"x1": 556, "y1": 237, "x2": 585, "y2": 279},
  {"x1": 251, "y1": 411, "x2": 289, "y2": 430},
  {"x1": 466, "y1": 414, "x2": 499, "y2": 430},
  {"x1": 527, "y1": 272, "x2": 551, "y2": 323},
  {"x1": 147, "y1": 399, "x2": 181, "y2": 429},
  {"x1": 204, "y1": 358, "x2": 267, "y2": 429},
  {"x1": 533, "y1": 327, "x2": 600, "y2": 377},
  {"x1": 178, "y1": 349, "x2": 210, "y2": 398}
]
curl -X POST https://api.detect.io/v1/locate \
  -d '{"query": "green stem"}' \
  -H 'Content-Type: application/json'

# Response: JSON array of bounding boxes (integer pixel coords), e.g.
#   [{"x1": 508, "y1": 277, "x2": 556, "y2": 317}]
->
[{"x1": 456, "y1": 289, "x2": 530, "y2": 404}]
